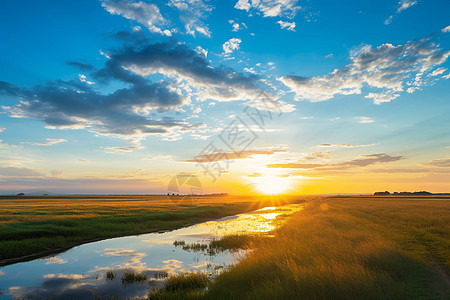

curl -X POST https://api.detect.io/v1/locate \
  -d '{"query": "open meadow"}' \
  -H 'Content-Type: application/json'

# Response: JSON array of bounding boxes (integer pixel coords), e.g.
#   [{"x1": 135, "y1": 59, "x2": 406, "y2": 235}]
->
[
  {"x1": 152, "y1": 196, "x2": 450, "y2": 300},
  {"x1": 2, "y1": 195, "x2": 449, "y2": 299}
]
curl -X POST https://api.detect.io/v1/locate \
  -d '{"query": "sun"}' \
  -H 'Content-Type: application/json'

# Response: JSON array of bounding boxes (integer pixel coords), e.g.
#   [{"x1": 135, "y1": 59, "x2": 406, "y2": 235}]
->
[{"x1": 254, "y1": 175, "x2": 290, "y2": 195}]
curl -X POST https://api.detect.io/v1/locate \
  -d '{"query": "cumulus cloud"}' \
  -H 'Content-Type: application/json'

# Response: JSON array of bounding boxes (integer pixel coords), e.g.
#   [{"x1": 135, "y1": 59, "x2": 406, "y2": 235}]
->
[
  {"x1": 21, "y1": 138, "x2": 67, "y2": 146},
  {"x1": 277, "y1": 21, "x2": 296, "y2": 31},
  {"x1": 169, "y1": 0, "x2": 213, "y2": 37},
  {"x1": 280, "y1": 37, "x2": 450, "y2": 104},
  {"x1": 235, "y1": 0, "x2": 301, "y2": 18},
  {"x1": 1, "y1": 79, "x2": 192, "y2": 138},
  {"x1": 2, "y1": 40, "x2": 287, "y2": 143},
  {"x1": 195, "y1": 46, "x2": 208, "y2": 58},
  {"x1": 95, "y1": 40, "x2": 270, "y2": 104},
  {"x1": 223, "y1": 38, "x2": 242, "y2": 54},
  {"x1": 267, "y1": 153, "x2": 404, "y2": 170},
  {"x1": 101, "y1": 0, "x2": 171, "y2": 36},
  {"x1": 385, "y1": 0, "x2": 418, "y2": 25},
  {"x1": 229, "y1": 20, "x2": 247, "y2": 32},
  {"x1": 443, "y1": 25, "x2": 450, "y2": 33}
]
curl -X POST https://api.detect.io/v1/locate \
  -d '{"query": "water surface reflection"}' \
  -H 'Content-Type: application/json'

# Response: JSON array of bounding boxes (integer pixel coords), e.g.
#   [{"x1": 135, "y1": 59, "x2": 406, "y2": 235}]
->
[{"x1": 0, "y1": 204, "x2": 302, "y2": 299}]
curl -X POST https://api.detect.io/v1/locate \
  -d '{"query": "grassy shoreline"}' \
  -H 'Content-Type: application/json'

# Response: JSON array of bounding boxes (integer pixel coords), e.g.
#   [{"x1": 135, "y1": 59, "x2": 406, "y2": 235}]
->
[
  {"x1": 0, "y1": 195, "x2": 304, "y2": 266},
  {"x1": 153, "y1": 197, "x2": 450, "y2": 299}
]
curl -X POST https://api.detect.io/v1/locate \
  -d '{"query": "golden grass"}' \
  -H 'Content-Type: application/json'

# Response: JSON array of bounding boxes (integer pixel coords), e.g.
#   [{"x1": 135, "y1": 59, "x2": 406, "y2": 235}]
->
[
  {"x1": 156, "y1": 196, "x2": 450, "y2": 300},
  {"x1": 0, "y1": 195, "x2": 301, "y2": 225},
  {"x1": 0, "y1": 194, "x2": 306, "y2": 263}
]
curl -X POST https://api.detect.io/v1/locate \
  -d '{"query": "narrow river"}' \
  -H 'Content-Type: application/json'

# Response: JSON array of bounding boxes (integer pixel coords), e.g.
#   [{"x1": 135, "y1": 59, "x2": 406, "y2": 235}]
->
[{"x1": 0, "y1": 204, "x2": 303, "y2": 299}]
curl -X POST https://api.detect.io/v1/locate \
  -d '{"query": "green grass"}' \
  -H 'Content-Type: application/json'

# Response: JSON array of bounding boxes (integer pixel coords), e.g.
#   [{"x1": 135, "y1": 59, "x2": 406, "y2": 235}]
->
[
  {"x1": 0, "y1": 195, "x2": 303, "y2": 264},
  {"x1": 0, "y1": 204, "x2": 245, "y2": 263},
  {"x1": 149, "y1": 273, "x2": 210, "y2": 300},
  {"x1": 154, "y1": 197, "x2": 450, "y2": 300}
]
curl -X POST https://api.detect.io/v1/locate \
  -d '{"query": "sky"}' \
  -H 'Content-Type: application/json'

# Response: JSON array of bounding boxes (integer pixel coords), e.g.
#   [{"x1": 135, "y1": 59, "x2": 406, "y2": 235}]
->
[{"x1": 1, "y1": 0, "x2": 450, "y2": 195}]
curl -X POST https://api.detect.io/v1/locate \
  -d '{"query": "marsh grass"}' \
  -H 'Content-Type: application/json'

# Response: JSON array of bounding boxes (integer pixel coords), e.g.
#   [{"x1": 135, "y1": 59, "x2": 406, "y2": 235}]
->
[
  {"x1": 173, "y1": 234, "x2": 260, "y2": 255},
  {"x1": 149, "y1": 272, "x2": 210, "y2": 299},
  {"x1": 121, "y1": 270, "x2": 148, "y2": 284},
  {"x1": 106, "y1": 271, "x2": 116, "y2": 280},
  {"x1": 154, "y1": 197, "x2": 450, "y2": 299},
  {"x1": 164, "y1": 273, "x2": 210, "y2": 291},
  {"x1": 0, "y1": 195, "x2": 303, "y2": 263}
]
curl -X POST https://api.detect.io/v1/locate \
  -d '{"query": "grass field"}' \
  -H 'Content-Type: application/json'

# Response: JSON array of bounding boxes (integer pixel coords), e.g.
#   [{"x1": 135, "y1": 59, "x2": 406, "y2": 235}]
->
[
  {"x1": 152, "y1": 196, "x2": 450, "y2": 300},
  {"x1": 0, "y1": 195, "x2": 302, "y2": 265}
]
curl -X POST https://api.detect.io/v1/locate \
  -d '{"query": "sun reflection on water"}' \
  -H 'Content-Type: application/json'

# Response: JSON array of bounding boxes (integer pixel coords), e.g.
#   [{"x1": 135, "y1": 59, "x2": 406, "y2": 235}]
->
[{"x1": 0, "y1": 203, "x2": 304, "y2": 299}]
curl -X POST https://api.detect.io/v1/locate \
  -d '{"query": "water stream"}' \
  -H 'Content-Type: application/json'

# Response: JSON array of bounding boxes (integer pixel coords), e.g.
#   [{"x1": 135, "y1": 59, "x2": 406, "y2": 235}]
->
[{"x1": 0, "y1": 204, "x2": 303, "y2": 299}]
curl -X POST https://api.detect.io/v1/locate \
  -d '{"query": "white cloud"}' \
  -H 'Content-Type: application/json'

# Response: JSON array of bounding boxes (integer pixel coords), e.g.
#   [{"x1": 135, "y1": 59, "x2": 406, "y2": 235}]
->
[
  {"x1": 99, "y1": 49, "x2": 110, "y2": 59},
  {"x1": 384, "y1": 16, "x2": 393, "y2": 25},
  {"x1": 277, "y1": 20, "x2": 296, "y2": 31},
  {"x1": 169, "y1": 0, "x2": 212, "y2": 37},
  {"x1": 223, "y1": 38, "x2": 242, "y2": 54},
  {"x1": 195, "y1": 46, "x2": 208, "y2": 58},
  {"x1": 442, "y1": 25, "x2": 450, "y2": 33},
  {"x1": 21, "y1": 138, "x2": 67, "y2": 146},
  {"x1": 429, "y1": 67, "x2": 447, "y2": 77},
  {"x1": 78, "y1": 74, "x2": 94, "y2": 85},
  {"x1": 397, "y1": 0, "x2": 417, "y2": 12},
  {"x1": 101, "y1": 0, "x2": 171, "y2": 36},
  {"x1": 235, "y1": 0, "x2": 301, "y2": 18},
  {"x1": 103, "y1": 139, "x2": 144, "y2": 153},
  {"x1": 354, "y1": 117, "x2": 374, "y2": 124},
  {"x1": 385, "y1": 0, "x2": 418, "y2": 25},
  {"x1": 280, "y1": 37, "x2": 450, "y2": 104},
  {"x1": 229, "y1": 20, "x2": 247, "y2": 32},
  {"x1": 364, "y1": 92, "x2": 399, "y2": 104}
]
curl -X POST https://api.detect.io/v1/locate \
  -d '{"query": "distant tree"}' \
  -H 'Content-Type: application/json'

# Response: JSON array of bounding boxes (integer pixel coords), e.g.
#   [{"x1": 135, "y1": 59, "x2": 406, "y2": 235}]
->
[
  {"x1": 374, "y1": 191, "x2": 390, "y2": 195},
  {"x1": 17, "y1": 193, "x2": 25, "y2": 196}
]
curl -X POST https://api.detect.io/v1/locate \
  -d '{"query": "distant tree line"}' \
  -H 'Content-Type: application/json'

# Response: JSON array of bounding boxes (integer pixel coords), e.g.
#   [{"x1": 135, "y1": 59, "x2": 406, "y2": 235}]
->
[{"x1": 374, "y1": 191, "x2": 432, "y2": 196}]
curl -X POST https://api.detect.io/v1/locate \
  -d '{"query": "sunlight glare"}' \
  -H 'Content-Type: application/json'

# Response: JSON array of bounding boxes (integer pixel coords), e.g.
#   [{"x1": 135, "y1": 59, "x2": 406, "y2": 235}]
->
[{"x1": 254, "y1": 176, "x2": 290, "y2": 195}]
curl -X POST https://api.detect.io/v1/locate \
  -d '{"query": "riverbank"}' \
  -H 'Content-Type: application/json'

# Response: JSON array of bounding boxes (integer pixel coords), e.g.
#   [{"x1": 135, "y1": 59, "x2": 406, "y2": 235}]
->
[
  {"x1": 0, "y1": 195, "x2": 304, "y2": 266},
  {"x1": 153, "y1": 196, "x2": 450, "y2": 299}
]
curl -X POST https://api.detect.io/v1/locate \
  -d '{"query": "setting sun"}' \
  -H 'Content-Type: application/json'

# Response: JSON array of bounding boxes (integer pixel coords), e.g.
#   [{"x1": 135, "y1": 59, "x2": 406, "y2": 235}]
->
[{"x1": 253, "y1": 176, "x2": 291, "y2": 195}]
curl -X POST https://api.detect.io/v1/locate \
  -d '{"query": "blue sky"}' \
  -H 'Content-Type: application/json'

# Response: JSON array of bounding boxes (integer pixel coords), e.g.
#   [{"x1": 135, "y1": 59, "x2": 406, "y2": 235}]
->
[{"x1": 1, "y1": 0, "x2": 450, "y2": 194}]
